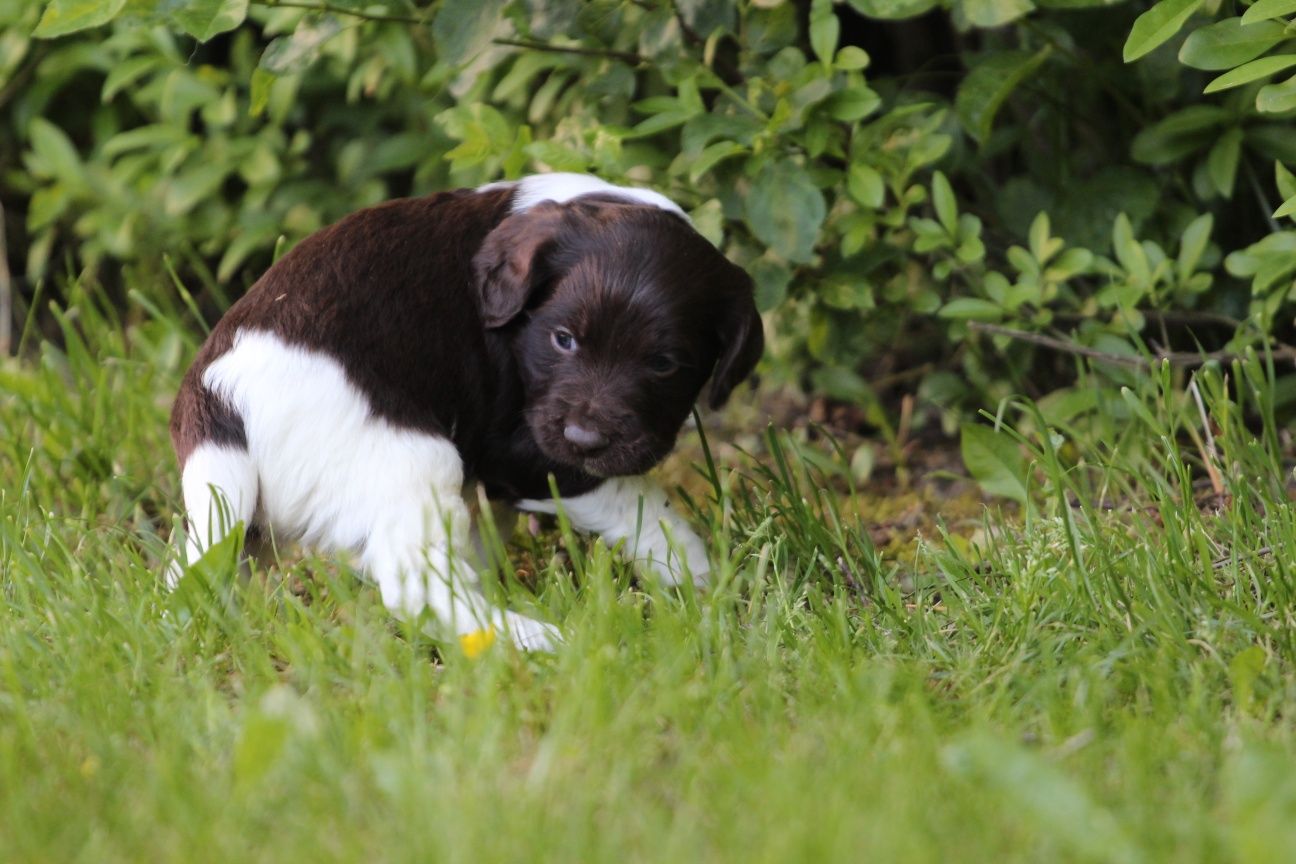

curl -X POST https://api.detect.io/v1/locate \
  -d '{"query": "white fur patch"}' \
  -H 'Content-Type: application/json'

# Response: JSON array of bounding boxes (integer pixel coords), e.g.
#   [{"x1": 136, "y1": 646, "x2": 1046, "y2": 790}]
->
[
  {"x1": 174, "y1": 442, "x2": 257, "y2": 586},
  {"x1": 484, "y1": 173, "x2": 688, "y2": 221},
  {"x1": 518, "y1": 477, "x2": 710, "y2": 587},
  {"x1": 183, "y1": 329, "x2": 558, "y2": 650}
]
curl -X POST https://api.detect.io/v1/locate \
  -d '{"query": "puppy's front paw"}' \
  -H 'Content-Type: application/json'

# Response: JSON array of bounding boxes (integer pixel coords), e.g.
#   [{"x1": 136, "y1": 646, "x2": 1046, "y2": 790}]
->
[
  {"x1": 460, "y1": 613, "x2": 560, "y2": 654},
  {"x1": 645, "y1": 523, "x2": 710, "y2": 589},
  {"x1": 502, "y1": 613, "x2": 562, "y2": 652}
]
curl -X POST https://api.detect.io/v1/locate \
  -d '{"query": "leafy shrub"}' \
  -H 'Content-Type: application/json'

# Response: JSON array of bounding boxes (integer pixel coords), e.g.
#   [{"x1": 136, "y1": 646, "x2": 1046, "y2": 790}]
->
[{"x1": 6, "y1": 0, "x2": 1296, "y2": 432}]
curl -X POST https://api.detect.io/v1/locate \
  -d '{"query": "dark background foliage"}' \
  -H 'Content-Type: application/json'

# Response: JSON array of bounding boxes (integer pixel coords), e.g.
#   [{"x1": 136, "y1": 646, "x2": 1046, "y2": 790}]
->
[{"x1": 5, "y1": 0, "x2": 1296, "y2": 441}]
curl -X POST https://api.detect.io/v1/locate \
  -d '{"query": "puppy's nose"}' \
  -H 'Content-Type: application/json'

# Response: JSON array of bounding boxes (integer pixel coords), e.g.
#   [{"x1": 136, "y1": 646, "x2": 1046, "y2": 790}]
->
[{"x1": 564, "y1": 423, "x2": 608, "y2": 451}]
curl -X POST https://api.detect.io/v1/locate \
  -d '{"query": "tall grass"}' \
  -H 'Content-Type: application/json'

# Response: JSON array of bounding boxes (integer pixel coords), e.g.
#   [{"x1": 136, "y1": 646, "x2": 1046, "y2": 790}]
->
[{"x1": 3, "y1": 282, "x2": 1296, "y2": 862}]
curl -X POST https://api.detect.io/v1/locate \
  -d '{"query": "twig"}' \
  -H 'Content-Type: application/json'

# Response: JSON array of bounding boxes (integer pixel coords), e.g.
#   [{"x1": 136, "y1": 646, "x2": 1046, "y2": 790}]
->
[
  {"x1": 250, "y1": 0, "x2": 429, "y2": 24},
  {"x1": 490, "y1": 38, "x2": 641, "y2": 64},
  {"x1": 1213, "y1": 545, "x2": 1273, "y2": 571},
  {"x1": 0, "y1": 199, "x2": 9, "y2": 356},
  {"x1": 668, "y1": 0, "x2": 706, "y2": 47},
  {"x1": 1244, "y1": 157, "x2": 1282, "y2": 235},
  {"x1": 967, "y1": 321, "x2": 1296, "y2": 369},
  {"x1": 0, "y1": 45, "x2": 47, "y2": 113},
  {"x1": 1052, "y1": 310, "x2": 1239, "y2": 330}
]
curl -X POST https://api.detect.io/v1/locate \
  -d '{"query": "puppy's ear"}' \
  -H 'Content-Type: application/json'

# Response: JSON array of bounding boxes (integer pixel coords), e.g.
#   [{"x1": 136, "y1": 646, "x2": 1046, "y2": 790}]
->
[
  {"x1": 708, "y1": 267, "x2": 765, "y2": 409},
  {"x1": 473, "y1": 201, "x2": 567, "y2": 328}
]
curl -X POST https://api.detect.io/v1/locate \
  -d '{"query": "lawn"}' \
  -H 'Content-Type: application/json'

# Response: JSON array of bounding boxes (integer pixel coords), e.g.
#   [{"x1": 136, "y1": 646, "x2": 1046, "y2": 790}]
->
[{"x1": 4, "y1": 282, "x2": 1296, "y2": 863}]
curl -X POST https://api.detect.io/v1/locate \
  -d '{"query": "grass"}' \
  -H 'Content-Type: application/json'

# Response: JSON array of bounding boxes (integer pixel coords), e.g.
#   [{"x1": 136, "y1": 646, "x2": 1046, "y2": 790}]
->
[{"x1": 4, "y1": 281, "x2": 1296, "y2": 863}]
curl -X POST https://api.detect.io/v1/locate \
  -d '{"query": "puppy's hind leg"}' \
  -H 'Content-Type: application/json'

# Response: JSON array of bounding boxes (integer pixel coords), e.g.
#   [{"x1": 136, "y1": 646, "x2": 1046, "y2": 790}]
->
[{"x1": 172, "y1": 442, "x2": 259, "y2": 587}]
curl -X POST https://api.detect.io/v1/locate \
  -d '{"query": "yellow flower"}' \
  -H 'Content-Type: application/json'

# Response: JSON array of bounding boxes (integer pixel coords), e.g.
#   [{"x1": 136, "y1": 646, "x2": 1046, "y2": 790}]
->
[{"x1": 459, "y1": 628, "x2": 497, "y2": 658}]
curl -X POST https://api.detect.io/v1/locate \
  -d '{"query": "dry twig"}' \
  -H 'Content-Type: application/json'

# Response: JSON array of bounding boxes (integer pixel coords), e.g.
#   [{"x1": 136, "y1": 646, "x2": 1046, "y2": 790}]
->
[{"x1": 968, "y1": 321, "x2": 1296, "y2": 369}]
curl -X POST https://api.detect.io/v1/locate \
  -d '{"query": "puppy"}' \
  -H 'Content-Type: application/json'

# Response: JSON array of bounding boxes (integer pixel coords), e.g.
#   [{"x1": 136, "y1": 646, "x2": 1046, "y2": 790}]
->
[{"x1": 170, "y1": 173, "x2": 763, "y2": 650}]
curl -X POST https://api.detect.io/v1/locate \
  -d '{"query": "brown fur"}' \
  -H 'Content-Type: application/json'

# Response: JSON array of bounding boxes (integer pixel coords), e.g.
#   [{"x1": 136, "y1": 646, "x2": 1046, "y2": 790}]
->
[{"x1": 171, "y1": 184, "x2": 762, "y2": 502}]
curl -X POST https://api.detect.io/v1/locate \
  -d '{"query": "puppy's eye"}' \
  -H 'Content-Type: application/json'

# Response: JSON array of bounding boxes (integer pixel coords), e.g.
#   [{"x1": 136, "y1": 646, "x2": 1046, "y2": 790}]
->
[
  {"x1": 646, "y1": 354, "x2": 678, "y2": 376},
  {"x1": 552, "y1": 328, "x2": 577, "y2": 353}
]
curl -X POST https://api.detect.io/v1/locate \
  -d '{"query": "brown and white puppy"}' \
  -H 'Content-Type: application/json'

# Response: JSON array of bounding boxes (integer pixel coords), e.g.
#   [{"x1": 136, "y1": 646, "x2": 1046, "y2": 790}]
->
[{"x1": 170, "y1": 173, "x2": 763, "y2": 651}]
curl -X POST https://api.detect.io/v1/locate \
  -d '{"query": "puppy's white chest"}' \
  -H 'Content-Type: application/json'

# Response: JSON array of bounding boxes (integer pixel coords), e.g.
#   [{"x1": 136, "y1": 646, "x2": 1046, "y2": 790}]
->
[{"x1": 202, "y1": 329, "x2": 466, "y2": 551}]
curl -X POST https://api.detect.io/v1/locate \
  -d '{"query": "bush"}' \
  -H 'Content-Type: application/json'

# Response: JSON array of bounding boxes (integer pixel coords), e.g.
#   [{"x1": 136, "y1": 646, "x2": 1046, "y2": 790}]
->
[{"x1": 6, "y1": 0, "x2": 1296, "y2": 429}]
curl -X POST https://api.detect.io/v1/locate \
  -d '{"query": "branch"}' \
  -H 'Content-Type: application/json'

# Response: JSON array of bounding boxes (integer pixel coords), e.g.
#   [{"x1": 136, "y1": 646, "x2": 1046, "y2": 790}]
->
[
  {"x1": 1052, "y1": 309, "x2": 1251, "y2": 332},
  {"x1": 0, "y1": 45, "x2": 48, "y2": 113},
  {"x1": 1244, "y1": 157, "x2": 1283, "y2": 235},
  {"x1": 669, "y1": 0, "x2": 706, "y2": 48},
  {"x1": 490, "y1": 38, "x2": 641, "y2": 64},
  {"x1": 967, "y1": 321, "x2": 1296, "y2": 369},
  {"x1": 250, "y1": 0, "x2": 429, "y2": 24}
]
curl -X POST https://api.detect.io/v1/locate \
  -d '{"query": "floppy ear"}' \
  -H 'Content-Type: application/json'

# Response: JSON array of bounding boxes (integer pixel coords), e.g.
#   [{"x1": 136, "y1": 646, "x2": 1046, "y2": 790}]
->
[
  {"x1": 708, "y1": 267, "x2": 765, "y2": 410},
  {"x1": 472, "y1": 201, "x2": 567, "y2": 328}
]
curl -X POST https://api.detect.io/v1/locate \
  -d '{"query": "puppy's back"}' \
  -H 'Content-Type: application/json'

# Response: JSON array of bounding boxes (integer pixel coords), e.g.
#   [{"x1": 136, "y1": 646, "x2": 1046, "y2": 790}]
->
[{"x1": 171, "y1": 185, "x2": 517, "y2": 467}]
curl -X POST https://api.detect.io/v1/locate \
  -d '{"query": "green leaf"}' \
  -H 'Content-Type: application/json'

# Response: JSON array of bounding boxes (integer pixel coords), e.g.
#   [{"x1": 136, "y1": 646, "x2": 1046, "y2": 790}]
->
[
  {"x1": 1278, "y1": 161, "x2": 1296, "y2": 200},
  {"x1": 745, "y1": 161, "x2": 826, "y2": 264},
  {"x1": 1208, "y1": 127, "x2": 1243, "y2": 197},
  {"x1": 961, "y1": 424, "x2": 1028, "y2": 503},
  {"x1": 1178, "y1": 18, "x2": 1287, "y2": 71},
  {"x1": 845, "y1": 0, "x2": 938, "y2": 18},
  {"x1": 750, "y1": 256, "x2": 793, "y2": 311},
  {"x1": 33, "y1": 0, "x2": 127, "y2": 37},
  {"x1": 102, "y1": 55, "x2": 162, "y2": 101},
  {"x1": 825, "y1": 84, "x2": 881, "y2": 122},
  {"x1": 688, "y1": 198, "x2": 724, "y2": 247},
  {"x1": 1112, "y1": 213, "x2": 1148, "y2": 278},
  {"x1": 629, "y1": 110, "x2": 695, "y2": 139},
  {"x1": 955, "y1": 48, "x2": 1051, "y2": 144},
  {"x1": 688, "y1": 141, "x2": 746, "y2": 182},
  {"x1": 1028, "y1": 212, "x2": 1057, "y2": 263},
  {"x1": 1241, "y1": 0, "x2": 1296, "y2": 24},
  {"x1": 1224, "y1": 231, "x2": 1296, "y2": 278},
  {"x1": 260, "y1": 16, "x2": 343, "y2": 75},
  {"x1": 433, "y1": 0, "x2": 508, "y2": 67},
  {"x1": 249, "y1": 67, "x2": 274, "y2": 117},
  {"x1": 848, "y1": 163, "x2": 885, "y2": 208},
  {"x1": 1046, "y1": 247, "x2": 1093, "y2": 279},
  {"x1": 932, "y1": 171, "x2": 958, "y2": 235},
  {"x1": 939, "y1": 298, "x2": 1004, "y2": 320},
  {"x1": 27, "y1": 117, "x2": 84, "y2": 186},
  {"x1": 1130, "y1": 105, "x2": 1228, "y2": 165},
  {"x1": 676, "y1": 0, "x2": 736, "y2": 36},
  {"x1": 1177, "y1": 213, "x2": 1214, "y2": 278},
  {"x1": 810, "y1": 1, "x2": 839, "y2": 65},
  {"x1": 1123, "y1": 0, "x2": 1203, "y2": 63},
  {"x1": 101, "y1": 124, "x2": 192, "y2": 157},
  {"x1": 1204, "y1": 54, "x2": 1296, "y2": 93},
  {"x1": 959, "y1": 0, "x2": 1034, "y2": 28},
  {"x1": 171, "y1": 0, "x2": 248, "y2": 42},
  {"x1": 1276, "y1": 194, "x2": 1296, "y2": 219},
  {"x1": 1257, "y1": 74, "x2": 1296, "y2": 112},
  {"x1": 165, "y1": 162, "x2": 229, "y2": 216},
  {"x1": 835, "y1": 46, "x2": 870, "y2": 70}
]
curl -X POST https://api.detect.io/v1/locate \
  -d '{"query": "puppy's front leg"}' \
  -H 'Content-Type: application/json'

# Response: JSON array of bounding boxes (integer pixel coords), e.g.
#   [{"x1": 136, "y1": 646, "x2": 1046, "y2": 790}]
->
[
  {"x1": 518, "y1": 477, "x2": 710, "y2": 588},
  {"x1": 361, "y1": 481, "x2": 559, "y2": 653}
]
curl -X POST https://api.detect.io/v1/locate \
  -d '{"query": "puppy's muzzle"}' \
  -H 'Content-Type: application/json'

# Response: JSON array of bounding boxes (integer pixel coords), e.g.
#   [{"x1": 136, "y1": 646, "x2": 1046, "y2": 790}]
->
[{"x1": 563, "y1": 423, "x2": 608, "y2": 453}]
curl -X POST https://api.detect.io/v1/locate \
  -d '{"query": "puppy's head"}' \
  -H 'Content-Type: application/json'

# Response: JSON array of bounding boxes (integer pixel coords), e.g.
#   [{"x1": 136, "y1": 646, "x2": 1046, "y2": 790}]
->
[{"x1": 473, "y1": 195, "x2": 763, "y2": 478}]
